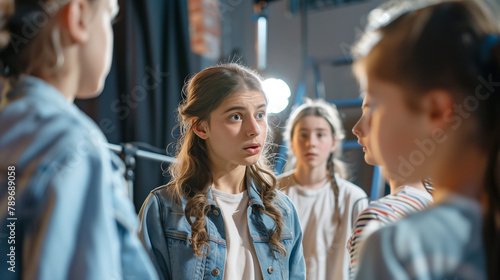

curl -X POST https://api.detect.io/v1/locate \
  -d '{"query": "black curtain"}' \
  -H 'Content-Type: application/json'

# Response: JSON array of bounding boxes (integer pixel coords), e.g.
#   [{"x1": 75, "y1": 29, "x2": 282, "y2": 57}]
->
[{"x1": 76, "y1": 0, "x2": 193, "y2": 211}]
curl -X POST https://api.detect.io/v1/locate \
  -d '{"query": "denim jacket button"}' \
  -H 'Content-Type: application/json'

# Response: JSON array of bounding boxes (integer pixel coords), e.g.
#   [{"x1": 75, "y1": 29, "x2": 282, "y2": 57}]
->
[
  {"x1": 267, "y1": 266, "x2": 274, "y2": 274},
  {"x1": 211, "y1": 268, "x2": 220, "y2": 276},
  {"x1": 213, "y1": 209, "x2": 220, "y2": 216}
]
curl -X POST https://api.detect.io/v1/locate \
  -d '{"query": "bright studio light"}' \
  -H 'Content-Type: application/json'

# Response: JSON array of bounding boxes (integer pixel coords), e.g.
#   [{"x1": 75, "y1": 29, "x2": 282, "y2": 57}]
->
[{"x1": 263, "y1": 78, "x2": 291, "y2": 114}]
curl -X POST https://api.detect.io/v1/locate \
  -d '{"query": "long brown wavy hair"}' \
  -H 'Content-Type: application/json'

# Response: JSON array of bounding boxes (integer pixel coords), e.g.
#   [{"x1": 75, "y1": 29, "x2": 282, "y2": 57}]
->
[
  {"x1": 165, "y1": 63, "x2": 286, "y2": 257},
  {"x1": 352, "y1": 1, "x2": 500, "y2": 279}
]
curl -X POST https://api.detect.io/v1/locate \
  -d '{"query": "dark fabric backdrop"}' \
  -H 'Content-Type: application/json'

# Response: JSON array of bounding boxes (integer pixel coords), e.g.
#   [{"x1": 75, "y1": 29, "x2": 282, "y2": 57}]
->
[{"x1": 76, "y1": 0, "x2": 193, "y2": 211}]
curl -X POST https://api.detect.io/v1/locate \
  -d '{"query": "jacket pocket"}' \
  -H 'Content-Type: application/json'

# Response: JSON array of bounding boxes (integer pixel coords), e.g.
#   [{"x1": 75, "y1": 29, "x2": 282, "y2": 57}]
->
[
  {"x1": 165, "y1": 230, "x2": 206, "y2": 280},
  {"x1": 280, "y1": 231, "x2": 294, "y2": 250}
]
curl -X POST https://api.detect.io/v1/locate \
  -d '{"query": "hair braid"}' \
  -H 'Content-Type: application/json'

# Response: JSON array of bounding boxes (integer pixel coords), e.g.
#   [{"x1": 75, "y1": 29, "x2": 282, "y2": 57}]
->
[{"x1": 327, "y1": 154, "x2": 341, "y2": 226}]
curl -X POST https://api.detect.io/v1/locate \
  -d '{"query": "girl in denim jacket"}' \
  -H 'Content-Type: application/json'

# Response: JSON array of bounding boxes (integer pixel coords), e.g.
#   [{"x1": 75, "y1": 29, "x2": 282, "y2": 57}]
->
[{"x1": 138, "y1": 63, "x2": 306, "y2": 280}]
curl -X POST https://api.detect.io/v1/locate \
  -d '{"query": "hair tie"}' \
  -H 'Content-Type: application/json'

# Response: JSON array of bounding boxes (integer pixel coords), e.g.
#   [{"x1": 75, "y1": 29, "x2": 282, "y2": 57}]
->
[{"x1": 480, "y1": 34, "x2": 500, "y2": 63}]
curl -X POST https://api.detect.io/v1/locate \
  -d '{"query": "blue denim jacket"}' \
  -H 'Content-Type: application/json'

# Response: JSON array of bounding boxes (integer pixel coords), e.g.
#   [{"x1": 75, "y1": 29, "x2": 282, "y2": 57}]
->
[
  {"x1": 138, "y1": 183, "x2": 306, "y2": 279},
  {"x1": 355, "y1": 196, "x2": 486, "y2": 280},
  {"x1": 0, "y1": 76, "x2": 158, "y2": 280}
]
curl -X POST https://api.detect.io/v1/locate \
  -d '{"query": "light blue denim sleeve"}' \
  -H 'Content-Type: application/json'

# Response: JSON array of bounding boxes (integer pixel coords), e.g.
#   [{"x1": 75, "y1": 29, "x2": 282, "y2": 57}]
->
[
  {"x1": 0, "y1": 76, "x2": 158, "y2": 280},
  {"x1": 0, "y1": 129, "x2": 158, "y2": 280},
  {"x1": 354, "y1": 226, "x2": 410, "y2": 280},
  {"x1": 354, "y1": 200, "x2": 486, "y2": 280},
  {"x1": 107, "y1": 154, "x2": 160, "y2": 280},
  {"x1": 137, "y1": 191, "x2": 172, "y2": 280},
  {"x1": 282, "y1": 194, "x2": 307, "y2": 280}
]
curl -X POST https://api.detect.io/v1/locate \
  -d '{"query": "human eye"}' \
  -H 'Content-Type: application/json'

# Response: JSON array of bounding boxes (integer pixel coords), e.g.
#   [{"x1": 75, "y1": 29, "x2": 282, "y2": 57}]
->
[
  {"x1": 255, "y1": 112, "x2": 266, "y2": 120},
  {"x1": 368, "y1": 103, "x2": 377, "y2": 113},
  {"x1": 229, "y1": 114, "x2": 242, "y2": 121},
  {"x1": 362, "y1": 102, "x2": 376, "y2": 113}
]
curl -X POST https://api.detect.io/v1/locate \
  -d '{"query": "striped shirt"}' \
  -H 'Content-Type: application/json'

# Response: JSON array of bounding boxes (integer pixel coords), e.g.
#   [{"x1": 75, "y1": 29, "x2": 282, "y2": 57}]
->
[{"x1": 347, "y1": 186, "x2": 433, "y2": 279}]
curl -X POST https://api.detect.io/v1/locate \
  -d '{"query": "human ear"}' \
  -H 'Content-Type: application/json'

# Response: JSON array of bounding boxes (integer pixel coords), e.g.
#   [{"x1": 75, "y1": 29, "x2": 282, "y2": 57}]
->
[
  {"x1": 330, "y1": 138, "x2": 338, "y2": 153},
  {"x1": 60, "y1": 0, "x2": 91, "y2": 44},
  {"x1": 192, "y1": 119, "x2": 209, "y2": 140},
  {"x1": 422, "y1": 89, "x2": 454, "y2": 131}
]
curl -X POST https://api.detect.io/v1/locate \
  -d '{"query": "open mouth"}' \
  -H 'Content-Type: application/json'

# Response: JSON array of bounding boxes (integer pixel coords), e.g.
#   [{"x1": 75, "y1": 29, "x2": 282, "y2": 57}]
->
[{"x1": 244, "y1": 144, "x2": 261, "y2": 155}]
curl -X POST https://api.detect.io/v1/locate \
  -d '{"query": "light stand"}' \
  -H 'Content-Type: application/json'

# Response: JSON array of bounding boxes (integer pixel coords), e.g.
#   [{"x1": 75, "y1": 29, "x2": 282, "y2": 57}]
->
[{"x1": 106, "y1": 142, "x2": 176, "y2": 200}]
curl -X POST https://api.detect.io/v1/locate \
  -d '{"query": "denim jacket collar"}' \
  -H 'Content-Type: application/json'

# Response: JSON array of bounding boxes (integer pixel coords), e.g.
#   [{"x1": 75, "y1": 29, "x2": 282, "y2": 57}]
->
[
  {"x1": 7, "y1": 75, "x2": 82, "y2": 119},
  {"x1": 9, "y1": 76, "x2": 67, "y2": 104}
]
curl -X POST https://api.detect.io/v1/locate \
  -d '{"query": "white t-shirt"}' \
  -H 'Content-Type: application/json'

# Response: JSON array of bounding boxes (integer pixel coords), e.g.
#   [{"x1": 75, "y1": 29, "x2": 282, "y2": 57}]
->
[
  {"x1": 211, "y1": 188, "x2": 263, "y2": 280},
  {"x1": 279, "y1": 172, "x2": 369, "y2": 280}
]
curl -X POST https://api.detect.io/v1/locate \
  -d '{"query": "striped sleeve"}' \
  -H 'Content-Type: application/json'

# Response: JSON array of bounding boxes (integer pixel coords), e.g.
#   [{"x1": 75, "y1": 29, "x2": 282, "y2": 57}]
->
[
  {"x1": 347, "y1": 189, "x2": 433, "y2": 279},
  {"x1": 347, "y1": 206, "x2": 387, "y2": 279}
]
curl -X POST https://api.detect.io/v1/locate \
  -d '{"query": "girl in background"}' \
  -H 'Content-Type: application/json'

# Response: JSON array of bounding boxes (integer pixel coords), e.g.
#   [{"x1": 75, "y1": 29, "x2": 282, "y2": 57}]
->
[
  {"x1": 138, "y1": 63, "x2": 306, "y2": 280},
  {"x1": 278, "y1": 98, "x2": 368, "y2": 280},
  {"x1": 0, "y1": 0, "x2": 157, "y2": 279},
  {"x1": 351, "y1": 0, "x2": 500, "y2": 279}
]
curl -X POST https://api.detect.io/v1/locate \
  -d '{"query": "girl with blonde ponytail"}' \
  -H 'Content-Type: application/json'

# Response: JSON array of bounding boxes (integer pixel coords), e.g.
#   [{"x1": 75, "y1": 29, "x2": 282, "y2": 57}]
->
[{"x1": 278, "y1": 98, "x2": 368, "y2": 280}]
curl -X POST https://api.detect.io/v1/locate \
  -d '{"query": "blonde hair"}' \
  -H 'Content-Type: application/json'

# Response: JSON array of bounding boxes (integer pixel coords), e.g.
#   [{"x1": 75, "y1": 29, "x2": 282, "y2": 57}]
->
[
  {"x1": 165, "y1": 63, "x2": 286, "y2": 257},
  {"x1": 283, "y1": 98, "x2": 348, "y2": 227}
]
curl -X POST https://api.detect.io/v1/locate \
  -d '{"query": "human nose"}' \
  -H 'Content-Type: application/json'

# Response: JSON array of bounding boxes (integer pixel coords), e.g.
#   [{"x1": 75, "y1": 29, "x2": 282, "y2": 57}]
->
[
  {"x1": 246, "y1": 117, "x2": 262, "y2": 137},
  {"x1": 306, "y1": 134, "x2": 316, "y2": 147},
  {"x1": 352, "y1": 117, "x2": 363, "y2": 138}
]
